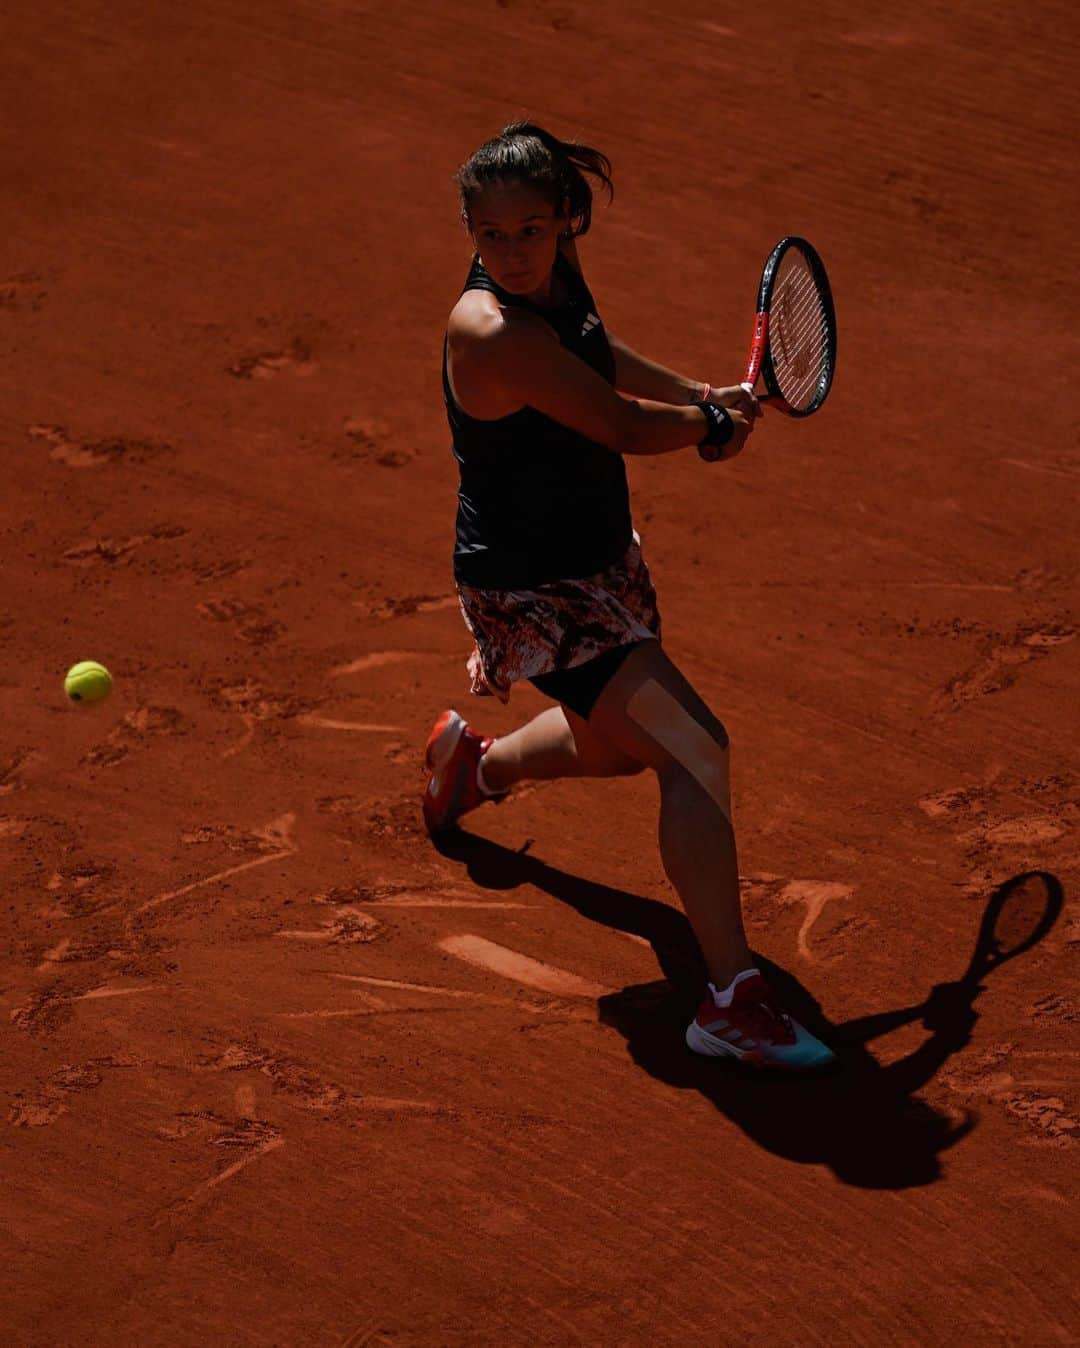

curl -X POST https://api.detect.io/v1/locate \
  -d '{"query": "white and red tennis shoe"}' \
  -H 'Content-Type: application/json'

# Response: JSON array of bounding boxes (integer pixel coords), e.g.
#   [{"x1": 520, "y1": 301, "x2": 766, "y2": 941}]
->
[
  {"x1": 422, "y1": 708, "x2": 502, "y2": 835},
  {"x1": 686, "y1": 969, "x2": 836, "y2": 1072}
]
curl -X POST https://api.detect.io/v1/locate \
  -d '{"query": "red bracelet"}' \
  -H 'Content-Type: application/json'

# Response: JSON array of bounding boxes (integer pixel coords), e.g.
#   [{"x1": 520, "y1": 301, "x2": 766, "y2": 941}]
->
[{"x1": 698, "y1": 382, "x2": 711, "y2": 402}]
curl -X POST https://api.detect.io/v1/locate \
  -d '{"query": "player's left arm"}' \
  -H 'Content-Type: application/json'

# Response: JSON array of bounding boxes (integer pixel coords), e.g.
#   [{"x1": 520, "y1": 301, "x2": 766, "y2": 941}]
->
[
  {"x1": 607, "y1": 334, "x2": 702, "y2": 404},
  {"x1": 609, "y1": 334, "x2": 760, "y2": 419},
  {"x1": 559, "y1": 235, "x2": 760, "y2": 417}
]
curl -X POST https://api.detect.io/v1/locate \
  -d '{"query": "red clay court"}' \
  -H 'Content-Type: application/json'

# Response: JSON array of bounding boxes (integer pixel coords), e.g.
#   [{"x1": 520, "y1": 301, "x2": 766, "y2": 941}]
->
[{"x1": 3, "y1": 1, "x2": 1078, "y2": 1342}]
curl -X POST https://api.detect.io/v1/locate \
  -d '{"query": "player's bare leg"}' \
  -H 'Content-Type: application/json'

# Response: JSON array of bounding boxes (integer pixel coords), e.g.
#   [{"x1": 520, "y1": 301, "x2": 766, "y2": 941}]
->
[
  {"x1": 423, "y1": 703, "x2": 643, "y2": 836},
  {"x1": 479, "y1": 705, "x2": 644, "y2": 791},
  {"x1": 654, "y1": 762, "x2": 748, "y2": 988},
  {"x1": 587, "y1": 641, "x2": 751, "y2": 989},
  {"x1": 586, "y1": 642, "x2": 834, "y2": 1069}
]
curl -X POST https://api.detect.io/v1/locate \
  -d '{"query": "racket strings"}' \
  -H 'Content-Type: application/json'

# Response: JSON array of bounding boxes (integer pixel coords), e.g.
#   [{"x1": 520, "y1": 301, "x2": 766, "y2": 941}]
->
[
  {"x1": 771, "y1": 258, "x2": 831, "y2": 410},
  {"x1": 773, "y1": 274, "x2": 828, "y2": 404}
]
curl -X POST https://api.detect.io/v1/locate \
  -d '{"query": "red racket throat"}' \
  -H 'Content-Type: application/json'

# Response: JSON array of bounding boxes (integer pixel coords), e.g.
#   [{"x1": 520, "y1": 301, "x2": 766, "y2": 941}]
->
[{"x1": 743, "y1": 310, "x2": 769, "y2": 391}]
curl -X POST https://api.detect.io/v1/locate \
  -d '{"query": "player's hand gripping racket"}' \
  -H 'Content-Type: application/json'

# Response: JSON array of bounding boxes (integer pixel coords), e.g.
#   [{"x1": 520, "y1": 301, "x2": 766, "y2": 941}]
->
[{"x1": 699, "y1": 235, "x2": 837, "y2": 460}]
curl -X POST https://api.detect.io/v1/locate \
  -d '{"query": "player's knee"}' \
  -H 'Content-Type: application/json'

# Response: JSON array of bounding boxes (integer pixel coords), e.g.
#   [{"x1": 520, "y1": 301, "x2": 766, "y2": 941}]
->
[{"x1": 625, "y1": 679, "x2": 729, "y2": 774}]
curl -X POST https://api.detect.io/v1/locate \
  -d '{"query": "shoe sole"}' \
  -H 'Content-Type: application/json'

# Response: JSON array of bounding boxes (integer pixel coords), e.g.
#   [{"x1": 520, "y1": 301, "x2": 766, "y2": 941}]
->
[
  {"x1": 685, "y1": 1020, "x2": 764, "y2": 1067},
  {"x1": 425, "y1": 709, "x2": 465, "y2": 773},
  {"x1": 423, "y1": 711, "x2": 468, "y2": 834},
  {"x1": 685, "y1": 1020, "x2": 835, "y2": 1073}
]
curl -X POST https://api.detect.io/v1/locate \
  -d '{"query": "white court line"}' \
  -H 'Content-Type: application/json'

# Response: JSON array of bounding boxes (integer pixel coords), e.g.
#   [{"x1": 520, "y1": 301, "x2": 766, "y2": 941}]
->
[
  {"x1": 296, "y1": 714, "x2": 405, "y2": 732},
  {"x1": 74, "y1": 985, "x2": 162, "y2": 1002},
  {"x1": 201, "y1": 1137, "x2": 285, "y2": 1193},
  {"x1": 327, "y1": 974, "x2": 560, "y2": 1012},
  {"x1": 138, "y1": 813, "x2": 297, "y2": 914},
  {"x1": 332, "y1": 974, "x2": 488, "y2": 997},
  {"x1": 139, "y1": 849, "x2": 293, "y2": 913},
  {"x1": 439, "y1": 934, "x2": 612, "y2": 998},
  {"x1": 164, "y1": 1137, "x2": 285, "y2": 1219},
  {"x1": 330, "y1": 652, "x2": 418, "y2": 676}
]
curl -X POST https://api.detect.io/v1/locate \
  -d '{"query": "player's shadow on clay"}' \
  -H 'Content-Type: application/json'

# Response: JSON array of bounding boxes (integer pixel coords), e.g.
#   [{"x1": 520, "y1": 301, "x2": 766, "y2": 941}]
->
[{"x1": 435, "y1": 832, "x2": 1064, "y2": 1191}]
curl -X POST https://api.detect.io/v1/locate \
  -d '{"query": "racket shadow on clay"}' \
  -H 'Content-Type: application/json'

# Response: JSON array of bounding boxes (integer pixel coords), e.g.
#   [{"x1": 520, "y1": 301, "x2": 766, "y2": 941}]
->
[{"x1": 436, "y1": 832, "x2": 1064, "y2": 1192}]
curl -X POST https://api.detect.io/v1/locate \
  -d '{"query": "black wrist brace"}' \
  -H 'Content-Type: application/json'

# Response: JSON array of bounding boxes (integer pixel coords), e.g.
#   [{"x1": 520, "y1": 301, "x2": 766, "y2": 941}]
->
[{"x1": 693, "y1": 401, "x2": 734, "y2": 462}]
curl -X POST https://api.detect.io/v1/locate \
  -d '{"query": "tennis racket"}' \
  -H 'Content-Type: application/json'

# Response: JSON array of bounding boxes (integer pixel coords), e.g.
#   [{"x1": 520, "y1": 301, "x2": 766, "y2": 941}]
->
[{"x1": 699, "y1": 235, "x2": 836, "y2": 460}]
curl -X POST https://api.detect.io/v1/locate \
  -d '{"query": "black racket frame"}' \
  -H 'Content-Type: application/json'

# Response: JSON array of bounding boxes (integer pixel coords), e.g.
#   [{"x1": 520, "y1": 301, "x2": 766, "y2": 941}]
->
[{"x1": 755, "y1": 235, "x2": 837, "y2": 418}]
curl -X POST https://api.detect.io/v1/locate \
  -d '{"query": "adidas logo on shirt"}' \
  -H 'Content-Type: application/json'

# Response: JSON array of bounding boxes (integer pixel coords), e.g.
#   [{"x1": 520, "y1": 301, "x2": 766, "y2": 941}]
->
[{"x1": 580, "y1": 312, "x2": 601, "y2": 337}]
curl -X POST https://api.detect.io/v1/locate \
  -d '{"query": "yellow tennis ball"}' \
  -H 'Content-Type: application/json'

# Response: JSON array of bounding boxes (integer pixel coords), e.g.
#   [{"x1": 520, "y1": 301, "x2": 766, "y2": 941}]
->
[{"x1": 65, "y1": 660, "x2": 113, "y2": 704}]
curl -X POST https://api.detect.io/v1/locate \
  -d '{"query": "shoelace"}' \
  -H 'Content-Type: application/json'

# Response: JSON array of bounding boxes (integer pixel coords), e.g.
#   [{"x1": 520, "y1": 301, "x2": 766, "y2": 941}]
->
[{"x1": 734, "y1": 995, "x2": 794, "y2": 1041}]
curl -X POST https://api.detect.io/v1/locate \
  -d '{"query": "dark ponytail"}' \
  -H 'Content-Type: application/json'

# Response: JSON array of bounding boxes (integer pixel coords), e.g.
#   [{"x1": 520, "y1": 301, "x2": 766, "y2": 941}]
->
[{"x1": 455, "y1": 122, "x2": 614, "y2": 238}]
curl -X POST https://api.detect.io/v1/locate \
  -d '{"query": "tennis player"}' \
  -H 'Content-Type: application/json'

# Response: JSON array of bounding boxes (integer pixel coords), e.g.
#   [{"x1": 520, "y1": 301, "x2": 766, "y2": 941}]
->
[{"x1": 424, "y1": 122, "x2": 833, "y2": 1072}]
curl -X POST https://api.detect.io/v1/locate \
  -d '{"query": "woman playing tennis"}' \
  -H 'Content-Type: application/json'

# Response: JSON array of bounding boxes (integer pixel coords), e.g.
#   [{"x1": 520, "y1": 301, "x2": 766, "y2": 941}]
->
[{"x1": 424, "y1": 122, "x2": 833, "y2": 1072}]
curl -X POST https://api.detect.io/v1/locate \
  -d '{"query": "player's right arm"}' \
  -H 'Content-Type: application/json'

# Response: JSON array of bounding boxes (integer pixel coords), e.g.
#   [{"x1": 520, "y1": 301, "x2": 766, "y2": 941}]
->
[{"x1": 447, "y1": 299, "x2": 753, "y2": 460}]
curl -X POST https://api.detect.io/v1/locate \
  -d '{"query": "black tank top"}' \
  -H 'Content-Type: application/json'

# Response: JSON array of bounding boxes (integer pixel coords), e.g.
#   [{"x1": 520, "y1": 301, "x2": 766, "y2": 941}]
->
[{"x1": 444, "y1": 252, "x2": 632, "y2": 588}]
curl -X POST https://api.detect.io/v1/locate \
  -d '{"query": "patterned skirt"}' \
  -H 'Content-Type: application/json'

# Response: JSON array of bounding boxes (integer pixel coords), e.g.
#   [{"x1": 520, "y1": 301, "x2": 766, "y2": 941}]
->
[{"x1": 457, "y1": 532, "x2": 662, "y2": 703}]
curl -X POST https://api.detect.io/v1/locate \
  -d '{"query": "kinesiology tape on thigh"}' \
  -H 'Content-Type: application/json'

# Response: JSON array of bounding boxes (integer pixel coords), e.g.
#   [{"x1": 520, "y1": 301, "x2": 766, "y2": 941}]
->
[{"x1": 625, "y1": 680, "x2": 731, "y2": 822}]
